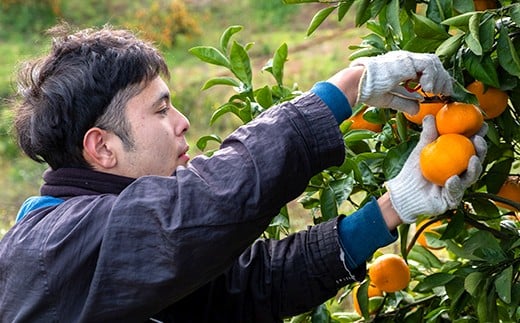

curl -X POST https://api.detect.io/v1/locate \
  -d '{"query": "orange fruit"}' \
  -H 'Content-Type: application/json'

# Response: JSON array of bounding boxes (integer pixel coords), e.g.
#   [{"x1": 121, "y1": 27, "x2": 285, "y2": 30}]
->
[
  {"x1": 368, "y1": 254, "x2": 410, "y2": 293},
  {"x1": 345, "y1": 107, "x2": 382, "y2": 132},
  {"x1": 420, "y1": 134, "x2": 476, "y2": 187},
  {"x1": 404, "y1": 101, "x2": 445, "y2": 125},
  {"x1": 352, "y1": 284, "x2": 384, "y2": 315},
  {"x1": 416, "y1": 219, "x2": 444, "y2": 250},
  {"x1": 436, "y1": 101, "x2": 484, "y2": 137},
  {"x1": 495, "y1": 176, "x2": 520, "y2": 211},
  {"x1": 473, "y1": 0, "x2": 497, "y2": 11},
  {"x1": 466, "y1": 81, "x2": 509, "y2": 119}
]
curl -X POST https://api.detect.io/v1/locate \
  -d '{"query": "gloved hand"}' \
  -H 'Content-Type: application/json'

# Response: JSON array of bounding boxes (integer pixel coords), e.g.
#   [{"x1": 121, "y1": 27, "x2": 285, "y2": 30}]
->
[
  {"x1": 350, "y1": 50, "x2": 454, "y2": 115},
  {"x1": 385, "y1": 115, "x2": 487, "y2": 223}
]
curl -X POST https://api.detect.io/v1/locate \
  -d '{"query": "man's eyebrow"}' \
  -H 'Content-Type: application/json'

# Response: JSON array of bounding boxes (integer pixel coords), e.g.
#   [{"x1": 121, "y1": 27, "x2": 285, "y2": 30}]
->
[{"x1": 151, "y1": 92, "x2": 170, "y2": 109}]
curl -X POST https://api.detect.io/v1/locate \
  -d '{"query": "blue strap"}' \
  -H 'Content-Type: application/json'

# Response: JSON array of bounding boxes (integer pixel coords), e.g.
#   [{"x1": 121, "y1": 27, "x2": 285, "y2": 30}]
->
[{"x1": 16, "y1": 196, "x2": 64, "y2": 223}]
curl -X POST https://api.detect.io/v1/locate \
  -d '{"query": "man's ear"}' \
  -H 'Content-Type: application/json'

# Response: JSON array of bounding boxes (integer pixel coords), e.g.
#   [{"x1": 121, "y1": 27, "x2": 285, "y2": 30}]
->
[{"x1": 83, "y1": 127, "x2": 118, "y2": 169}]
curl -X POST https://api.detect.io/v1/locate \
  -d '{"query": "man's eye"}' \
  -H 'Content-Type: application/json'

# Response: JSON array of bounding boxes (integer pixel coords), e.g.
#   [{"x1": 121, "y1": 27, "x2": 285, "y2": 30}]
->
[{"x1": 158, "y1": 106, "x2": 169, "y2": 115}]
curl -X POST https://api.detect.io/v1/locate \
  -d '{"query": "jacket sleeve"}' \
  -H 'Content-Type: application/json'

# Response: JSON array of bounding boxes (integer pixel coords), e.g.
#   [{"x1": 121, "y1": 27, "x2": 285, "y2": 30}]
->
[
  {"x1": 152, "y1": 217, "x2": 365, "y2": 322},
  {"x1": 77, "y1": 92, "x2": 347, "y2": 320},
  {"x1": 227, "y1": 217, "x2": 365, "y2": 320}
]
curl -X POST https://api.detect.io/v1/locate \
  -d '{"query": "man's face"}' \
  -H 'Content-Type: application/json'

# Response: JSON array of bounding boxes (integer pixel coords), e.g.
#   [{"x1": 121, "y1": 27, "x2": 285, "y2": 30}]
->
[{"x1": 115, "y1": 76, "x2": 190, "y2": 177}]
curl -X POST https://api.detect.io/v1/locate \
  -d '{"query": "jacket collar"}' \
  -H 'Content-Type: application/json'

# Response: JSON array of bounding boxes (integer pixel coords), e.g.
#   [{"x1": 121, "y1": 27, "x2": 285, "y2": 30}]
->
[{"x1": 40, "y1": 168, "x2": 135, "y2": 198}]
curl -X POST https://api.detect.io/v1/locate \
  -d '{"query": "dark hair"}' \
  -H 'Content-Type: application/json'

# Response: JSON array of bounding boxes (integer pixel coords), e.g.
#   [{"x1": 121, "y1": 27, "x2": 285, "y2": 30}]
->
[{"x1": 13, "y1": 24, "x2": 169, "y2": 169}]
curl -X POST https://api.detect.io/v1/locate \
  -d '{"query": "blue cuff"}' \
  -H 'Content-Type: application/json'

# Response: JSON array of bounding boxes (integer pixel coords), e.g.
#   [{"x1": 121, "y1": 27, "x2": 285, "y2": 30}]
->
[
  {"x1": 337, "y1": 197, "x2": 398, "y2": 269},
  {"x1": 311, "y1": 81, "x2": 352, "y2": 123}
]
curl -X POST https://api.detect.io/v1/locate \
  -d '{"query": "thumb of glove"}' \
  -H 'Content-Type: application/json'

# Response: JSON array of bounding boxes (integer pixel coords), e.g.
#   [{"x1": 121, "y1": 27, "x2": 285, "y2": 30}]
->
[{"x1": 416, "y1": 114, "x2": 438, "y2": 150}]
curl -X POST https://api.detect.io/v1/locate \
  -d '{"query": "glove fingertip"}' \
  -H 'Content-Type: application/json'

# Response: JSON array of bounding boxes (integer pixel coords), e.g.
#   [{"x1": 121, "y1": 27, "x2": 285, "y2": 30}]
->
[
  {"x1": 388, "y1": 96, "x2": 420, "y2": 115},
  {"x1": 467, "y1": 155, "x2": 482, "y2": 175},
  {"x1": 420, "y1": 115, "x2": 438, "y2": 141},
  {"x1": 457, "y1": 155, "x2": 482, "y2": 187},
  {"x1": 475, "y1": 122, "x2": 489, "y2": 137},
  {"x1": 471, "y1": 135, "x2": 488, "y2": 162}
]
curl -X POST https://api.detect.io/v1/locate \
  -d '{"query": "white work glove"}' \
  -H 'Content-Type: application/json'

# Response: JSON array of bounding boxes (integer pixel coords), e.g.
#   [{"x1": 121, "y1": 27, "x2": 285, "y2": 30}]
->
[
  {"x1": 385, "y1": 115, "x2": 487, "y2": 223},
  {"x1": 350, "y1": 50, "x2": 454, "y2": 115}
]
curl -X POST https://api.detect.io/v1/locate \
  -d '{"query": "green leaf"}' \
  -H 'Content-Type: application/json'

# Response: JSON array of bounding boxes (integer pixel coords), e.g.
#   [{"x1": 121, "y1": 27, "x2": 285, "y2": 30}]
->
[
  {"x1": 440, "y1": 209, "x2": 465, "y2": 239},
  {"x1": 209, "y1": 102, "x2": 242, "y2": 125},
  {"x1": 466, "y1": 197, "x2": 500, "y2": 220},
  {"x1": 337, "y1": 0, "x2": 355, "y2": 21},
  {"x1": 400, "y1": 10, "x2": 416, "y2": 45},
  {"x1": 441, "y1": 11, "x2": 475, "y2": 29},
  {"x1": 497, "y1": 26, "x2": 520, "y2": 77},
  {"x1": 385, "y1": 0, "x2": 401, "y2": 39},
  {"x1": 366, "y1": 20, "x2": 384, "y2": 36},
  {"x1": 426, "y1": 0, "x2": 451, "y2": 23},
  {"x1": 409, "y1": 245, "x2": 443, "y2": 268},
  {"x1": 362, "y1": 106, "x2": 385, "y2": 124},
  {"x1": 255, "y1": 86, "x2": 273, "y2": 109},
  {"x1": 463, "y1": 52, "x2": 500, "y2": 88},
  {"x1": 436, "y1": 33, "x2": 464, "y2": 59},
  {"x1": 412, "y1": 13, "x2": 450, "y2": 40},
  {"x1": 444, "y1": 240, "x2": 483, "y2": 261},
  {"x1": 360, "y1": 33, "x2": 386, "y2": 50},
  {"x1": 349, "y1": 47, "x2": 384, "y2": 60},
  {"x1": 450, "y1": 80, "x2": 479, "y2": 105},
  {"x1": 196, "y1": 134, "x2": 222, "y2": 151},
  {"x1": 383, "y1": 140, "x2": 416, "y2": 179},
  {"x1": 479, "y1": 14, "x2": 495, "y2": 53},
  {"x1": 477, "y1": 279, "x2": 495, "y2": 323},
  {"x1": 403, "y1": 37, "x2": 446, "y2": 52},
  {"x1": 396, "y1": 112, "x2": 408, "y2": 142},
  {"x1": 189, "y1": 46, "x2": 230, "y2": 68},
  {"x1": 445, "y1": 276, "x2": 467, "y2": 312},
  {"x1": 465, "y1": 14, "x2": 482, "y2": 55},
  {"x1": 272, "y1": 43, "x2": 288, "y2": 86},
  {"x1": 425, "y1": 307, "x2": 451, "y2": 322},
  {"x1": 484, "y1": 158, "x2": 513, "y2": 193},
  {"x1": 465, "y1": 271, "x2": 484, "y2": 296},
  {"x1": 355, "y1": 0, "x2": 371, "y2": 27},
  {"x1": 357, "y1": 280, "x2": 370, "y2": 319},
  {"x1": 320, "y1": 186, "x2": 338, "y2": 221},
  {"x1": 201, "y1": 77, "x2": 239, "y2": 90},
  {"x1": 343, "y1": 130, "x2": 376, "y2": 143},
  {"x1": 511, "y1": 3, "x2": 520, "y2": 25},
  {"x1": 330, "y1": 177, "x2": 355, "y2": 206},
  {"x1": 464, "y1": 231, "x2": 506, "y2": 263},
  {"x1": 229, "y1": 41, "x2": 252, "y2": 86},
  {"x1": 356, "y1": 160, "x2": 379, "y2": 186},
  {"x1": 494, "y1": 266, "x2": 512, "y2": 304},
  {"x1": 306, "y1": 6, "x2": 336, "y2": 36},
  {"x1": 415, "y1": 273, "x2": 455, "y2": 293},
  {"x1": 219, "y1": 25, "x2": 243, "y2": 54}
]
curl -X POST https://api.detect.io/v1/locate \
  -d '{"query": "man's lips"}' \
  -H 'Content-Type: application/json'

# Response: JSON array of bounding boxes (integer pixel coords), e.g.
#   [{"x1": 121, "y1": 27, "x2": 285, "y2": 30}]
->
[{"x1": 178, "y1": 146, "x2": 190, "y2": 160}]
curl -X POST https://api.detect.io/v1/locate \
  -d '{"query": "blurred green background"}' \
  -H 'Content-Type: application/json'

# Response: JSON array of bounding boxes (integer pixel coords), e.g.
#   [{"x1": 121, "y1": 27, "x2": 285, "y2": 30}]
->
[{"x1": 0, "y1": 0, "x2": 364, "y2": 236}]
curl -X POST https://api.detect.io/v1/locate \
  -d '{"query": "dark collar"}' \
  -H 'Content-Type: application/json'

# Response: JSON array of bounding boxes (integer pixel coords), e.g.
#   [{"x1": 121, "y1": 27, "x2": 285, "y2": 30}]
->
[{"x1": 40, "y1": 168, "x2": 135, "y2": 198}]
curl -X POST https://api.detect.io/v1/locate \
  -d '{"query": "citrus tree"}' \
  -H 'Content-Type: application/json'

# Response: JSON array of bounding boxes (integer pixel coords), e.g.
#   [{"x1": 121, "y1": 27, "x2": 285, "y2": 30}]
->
[{"x1": 190, "y1": 0, "x2": 520, "y2": 321}]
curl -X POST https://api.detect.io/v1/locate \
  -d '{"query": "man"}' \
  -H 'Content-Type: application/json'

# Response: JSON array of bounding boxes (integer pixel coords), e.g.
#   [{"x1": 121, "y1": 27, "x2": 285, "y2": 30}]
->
[{"x1": 0, "y1": 25, "x2": 486, "y2": 322}]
